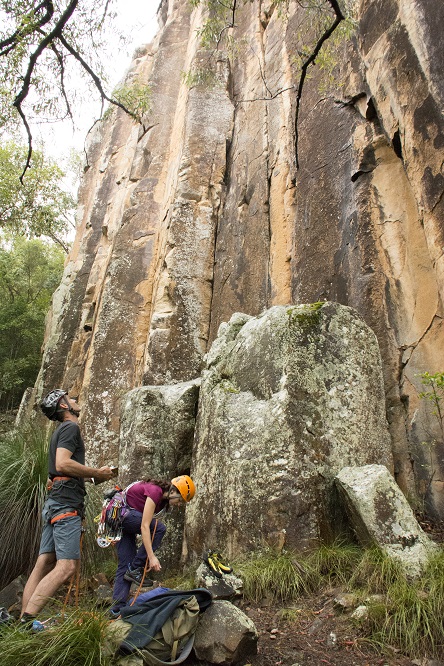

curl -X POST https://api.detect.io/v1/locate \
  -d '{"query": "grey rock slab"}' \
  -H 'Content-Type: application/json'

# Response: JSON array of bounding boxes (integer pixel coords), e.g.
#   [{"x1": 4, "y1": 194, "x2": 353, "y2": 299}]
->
[
  {"x1": 336, "y1": 464, "x2": 439, "y2": 577},
  {"x1": 196, "y1": 563, "x2": 243, "y2": 600},
  {"x1": 194, "y1": 600, "x2": 258, "y2": 664}
]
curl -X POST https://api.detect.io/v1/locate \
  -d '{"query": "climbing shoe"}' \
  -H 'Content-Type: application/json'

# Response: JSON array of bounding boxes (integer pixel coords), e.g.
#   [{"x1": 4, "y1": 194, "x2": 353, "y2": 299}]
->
[
  {"x1": 212, "y1": 551, "x2": 233, "y2": 574},
  {"x1": 204, "y1": 550, "x2": 233, "y2": 577},
  {"x1": 123, "y1": 567, "x2": 153, "y2": 586}
]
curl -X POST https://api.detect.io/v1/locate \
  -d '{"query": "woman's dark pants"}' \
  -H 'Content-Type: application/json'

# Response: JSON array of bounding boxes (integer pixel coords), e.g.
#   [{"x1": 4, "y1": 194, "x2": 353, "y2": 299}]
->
[{"x1": 112, "y1": 509, "x2": 166, "y2": 610}]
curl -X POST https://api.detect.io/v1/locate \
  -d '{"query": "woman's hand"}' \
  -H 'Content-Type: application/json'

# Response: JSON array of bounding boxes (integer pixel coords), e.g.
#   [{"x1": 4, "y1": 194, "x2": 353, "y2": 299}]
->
[{"x1": 149, "y1": 555, "x2": 161, "y2": 572}]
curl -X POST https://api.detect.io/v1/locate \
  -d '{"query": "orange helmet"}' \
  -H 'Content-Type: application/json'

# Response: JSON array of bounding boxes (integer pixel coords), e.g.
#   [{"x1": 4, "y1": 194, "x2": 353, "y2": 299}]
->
[{"x1": 170, "y1": 475, "x2": 196, "y2": 502}]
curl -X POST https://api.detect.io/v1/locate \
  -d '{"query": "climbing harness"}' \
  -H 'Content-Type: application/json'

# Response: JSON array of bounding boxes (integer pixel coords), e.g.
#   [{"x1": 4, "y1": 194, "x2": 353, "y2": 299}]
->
[
  {"x1": 95, "y1": 481, "x2": 140, "y2": 548},
  {"x1": 46, "y1": 476, "x2": 72, "y2": 491}
]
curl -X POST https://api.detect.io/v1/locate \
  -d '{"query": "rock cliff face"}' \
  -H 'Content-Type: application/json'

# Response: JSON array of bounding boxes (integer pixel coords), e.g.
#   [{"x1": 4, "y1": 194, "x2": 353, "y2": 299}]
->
[{"x1": 28, "y1": 0, "x2": 444, "y2": 518}]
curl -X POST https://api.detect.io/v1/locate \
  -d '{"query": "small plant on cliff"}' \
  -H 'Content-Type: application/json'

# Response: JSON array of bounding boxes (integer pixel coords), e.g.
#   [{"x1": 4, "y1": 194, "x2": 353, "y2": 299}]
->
[
  {"x1": 287, "y1": 301, "x2": 324, "y2": 330},
  {"x1": 107, "y1": 78, "x2": 152, "y2": 125},
  {"x1": 419, "y1": 372, "x2": 444, "y2": 442},
  {"x1": 416, "y1": 371, "x2": 444, "y2": 507}
]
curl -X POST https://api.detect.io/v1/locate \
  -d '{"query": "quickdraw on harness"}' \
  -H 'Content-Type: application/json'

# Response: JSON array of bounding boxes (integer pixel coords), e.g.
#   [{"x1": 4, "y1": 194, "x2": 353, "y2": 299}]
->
[{"x1": 95, "y1": 481, "x2": 139, "y2": 548}]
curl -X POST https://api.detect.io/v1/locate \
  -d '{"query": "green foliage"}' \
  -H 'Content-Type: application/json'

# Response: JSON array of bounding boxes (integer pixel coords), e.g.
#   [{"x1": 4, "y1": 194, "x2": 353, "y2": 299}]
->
[
  {"x1": 287, "y1": 301, "x2": 324, "y2": 329},
  {"x1": 0, "y1": 141, "x2": 75, "y2": 239},
  {"x1": 0, "y1": 0, "x2": 122, "y2": 135},
  {"x1": 0, "y1": 607, "x2": 112, "y2": 666},
  {"x1": 419, "y1": 371, "x2": 444, "y2": 441},
  {"x1": 0, "y1": 424, "x2": 49, "y2": 588},
  {"x1": 360, "y1": 550, "x2": 444, "y2": 659},
  {"x1": 181, "y1": 68, "x2": 219, "y2": 89},
  {"x1": 111, "y1": 79, "x2": 152, "y2": 124},
  {"x1": 191, "y1": 0, "x2": 235, "y2": 48},
  {"x1": 0, "y1": 237, "x2": 64, "y2": 410},
  {"x1": 313, "y1": 15, "x2": 357, "y2": 94},
  {"x1": 0, "y1": 423, "x2": 117, "y2": 588}
]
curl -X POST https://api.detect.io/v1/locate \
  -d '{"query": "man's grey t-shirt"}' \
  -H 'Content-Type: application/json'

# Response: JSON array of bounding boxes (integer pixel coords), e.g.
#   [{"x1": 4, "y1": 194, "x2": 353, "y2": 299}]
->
[{"x1": 47, "y1": 420, "x2": 86, "y2": 510}]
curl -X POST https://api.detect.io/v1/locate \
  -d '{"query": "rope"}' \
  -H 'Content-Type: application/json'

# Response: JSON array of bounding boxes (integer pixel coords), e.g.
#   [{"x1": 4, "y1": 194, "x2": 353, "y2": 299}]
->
[{"x1": 130, "y1": 519, "x2": 158, "y2": 606}]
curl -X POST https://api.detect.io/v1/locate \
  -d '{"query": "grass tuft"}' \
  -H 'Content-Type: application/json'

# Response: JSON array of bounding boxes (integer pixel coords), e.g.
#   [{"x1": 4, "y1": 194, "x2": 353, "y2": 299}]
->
[
  {"x1": 0, "y1": 424, "x2": 48, "y2": 588},
  {"x1": 306, "y1": 540, "x2": 362, "y2": 586},
  {"x1": 235, "y1": 549, "x2": 318, "y2": 603},
  {"x1": 1, "y1": 607, "x2": 112, "y2": 666},
  {"x1": 349, "y1": 546, "x2": 404, "y2": 593}
]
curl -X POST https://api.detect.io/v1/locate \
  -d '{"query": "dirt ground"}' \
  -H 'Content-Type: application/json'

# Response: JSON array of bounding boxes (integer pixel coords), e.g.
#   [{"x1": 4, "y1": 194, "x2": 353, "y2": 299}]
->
[
  {"x1": 228, "y1": 515, "x2": 444, "y2": 666},
  {"x1": 236, "y1": 592, "x2": 416, "y2": 666}
]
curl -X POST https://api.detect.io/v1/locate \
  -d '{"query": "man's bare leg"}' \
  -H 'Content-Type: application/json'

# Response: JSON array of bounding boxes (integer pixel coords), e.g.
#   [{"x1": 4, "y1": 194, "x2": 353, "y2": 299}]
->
[
  {"x1": 21, "y1": 553, "x2": 56, "y2": 616},
  {"x1": 23, "y1": 558, "x2": 77, "y2": 616}
]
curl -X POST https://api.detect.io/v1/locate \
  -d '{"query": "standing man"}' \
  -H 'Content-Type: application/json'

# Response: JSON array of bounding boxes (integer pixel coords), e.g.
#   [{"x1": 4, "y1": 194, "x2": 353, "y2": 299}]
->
[{"x1": 20, "y1": 389, "x2": 116, "y2": 628}]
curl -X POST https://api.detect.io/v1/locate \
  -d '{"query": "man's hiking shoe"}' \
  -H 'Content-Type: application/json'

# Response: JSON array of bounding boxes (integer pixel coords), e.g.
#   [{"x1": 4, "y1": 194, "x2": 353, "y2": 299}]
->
[
  {"x1": 31, "y1": 620, "x2": 46, "y2": 632},
  {"x1": 108, "y1": 608, "x2": 121, "y2": 619},
  {"x1": 204, "y1": 550, "x2": 233, "y2": 577},
  {"x1": 123, "y1": 567, "x2": 153, "y2": 586}
]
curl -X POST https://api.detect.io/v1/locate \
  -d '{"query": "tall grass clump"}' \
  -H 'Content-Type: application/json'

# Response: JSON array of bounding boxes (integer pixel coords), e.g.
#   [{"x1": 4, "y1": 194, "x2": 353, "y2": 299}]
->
[
  {"x1": 0, "y1": 424, "x2": 117, "y2": 589},
  {"x1": 0, "y1": 424, "x2": 48, "y2": 588},
  {"x1": 1, "y1": 607, "x2": 111, "y2": 666},
  {"x1": 349, "y1": 546, "x2": 404, "y2": 593},
  {"x1": 235, "y1": 549, "x2": 319, "y2": 602},
  {"x1": 349, "y1": 548, "x2": 444, "y2": 659},
  {"x1": 306, "y1": 539, "x2": 362, "y2": 586}
]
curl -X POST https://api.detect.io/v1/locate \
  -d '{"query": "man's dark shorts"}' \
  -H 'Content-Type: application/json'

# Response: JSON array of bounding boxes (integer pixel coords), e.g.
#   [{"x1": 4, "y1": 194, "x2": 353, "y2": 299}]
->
[{"x1": 39, "y1": 496, "x2": 83, "y2": 560}]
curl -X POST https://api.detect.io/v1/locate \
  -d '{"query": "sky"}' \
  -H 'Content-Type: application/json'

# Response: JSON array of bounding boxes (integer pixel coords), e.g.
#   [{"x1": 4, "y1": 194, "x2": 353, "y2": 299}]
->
[{"x1": 38, "y1": 0, "x2": 160, "y2": 161}]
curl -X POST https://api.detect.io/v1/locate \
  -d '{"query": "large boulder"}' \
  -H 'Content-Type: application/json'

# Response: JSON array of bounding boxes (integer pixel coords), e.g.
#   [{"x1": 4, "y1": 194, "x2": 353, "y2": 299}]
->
[
  {"x1": 194, "y1": 600, "x2": 258, "y2": 664},
  {"x1": 186, "y1": 302, "x2": 393, "y2": 557},
  {"x1": 119, "y1": 379, "x2": 200, "y2": 569},
  {"x1": 335, "y1": 464, "x2": 438, "y2": 577},
  {"x1": 119, "y1": 380, "x2": 200, "y2": 484}
]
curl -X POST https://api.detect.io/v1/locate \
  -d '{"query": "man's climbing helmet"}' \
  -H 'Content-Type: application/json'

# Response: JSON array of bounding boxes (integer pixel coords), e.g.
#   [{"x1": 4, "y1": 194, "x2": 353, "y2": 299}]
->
[
  {"x1": 40, "y1": 389, "x2": 67, "y2": 421},
  {"x1": 170, "y1": 475, "x2": 196, "y2": 502}
]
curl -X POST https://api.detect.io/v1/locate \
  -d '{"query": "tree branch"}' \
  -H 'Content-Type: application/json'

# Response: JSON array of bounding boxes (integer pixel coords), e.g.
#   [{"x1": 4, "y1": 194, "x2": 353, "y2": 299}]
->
[
  {"x1": 0, "y1": 0, "x2": 54, "y2": 53},
  {"x1": 57, "y1": 34, "x2": 137, "y2": 119},
  {"x1": 294, "y1": 0, "x2": 344, "y2": 169},
  {"x1": 50, "y1": 42, "x2": 74, "y2": 124},
  {"x1": 13, "y1": 0, "x2": 79, "y2": 182}
]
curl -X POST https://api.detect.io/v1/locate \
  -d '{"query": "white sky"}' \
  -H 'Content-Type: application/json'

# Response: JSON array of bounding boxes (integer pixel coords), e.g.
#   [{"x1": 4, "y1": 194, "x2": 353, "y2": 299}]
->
[{"x1": 37, "y1": 0, "x2": 160, "y2": 161}]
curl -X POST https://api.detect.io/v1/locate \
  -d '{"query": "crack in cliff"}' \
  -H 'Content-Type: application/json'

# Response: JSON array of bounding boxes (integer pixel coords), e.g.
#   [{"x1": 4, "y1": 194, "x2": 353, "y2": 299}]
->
[
  {"x1": 401, "y1": 315, "x2": 443, "y2": 371},
  {"x1": 256, "y1": 0, "x2": 272, "y2": 308},
  {"x1": 431, "y1": 186, "x2": 444, "y2": 213}
]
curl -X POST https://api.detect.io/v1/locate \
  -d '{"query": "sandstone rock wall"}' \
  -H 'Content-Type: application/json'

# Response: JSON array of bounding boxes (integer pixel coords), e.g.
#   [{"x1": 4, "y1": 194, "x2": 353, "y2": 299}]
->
[{"x1": 28, "y1": 0, "x2": 444, "y2": 516}]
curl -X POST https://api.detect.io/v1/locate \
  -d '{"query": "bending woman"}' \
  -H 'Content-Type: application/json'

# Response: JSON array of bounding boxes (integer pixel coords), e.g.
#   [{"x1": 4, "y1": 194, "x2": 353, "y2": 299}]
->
[{"x1": 111, "y1": 475, "x2": 195, "y2": 613}]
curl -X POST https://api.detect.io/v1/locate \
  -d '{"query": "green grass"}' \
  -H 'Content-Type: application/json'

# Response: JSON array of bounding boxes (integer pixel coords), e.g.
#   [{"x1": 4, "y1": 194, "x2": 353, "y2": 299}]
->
[
  {"x1": 235, "y1": 549, "x2": 318, "y2": 602},
  {"x1": 306, "y1": 540, "x2": 362, "y2": 586},
  {"x1": 0, "y1": 424, "x2": 49, "y2": 588},
  {"x1": 0, "y1": 607, "x2": 112, "y2": 666},
  {"x1": 362, "y1": 550, "x2": 444, "y2": 658}
]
